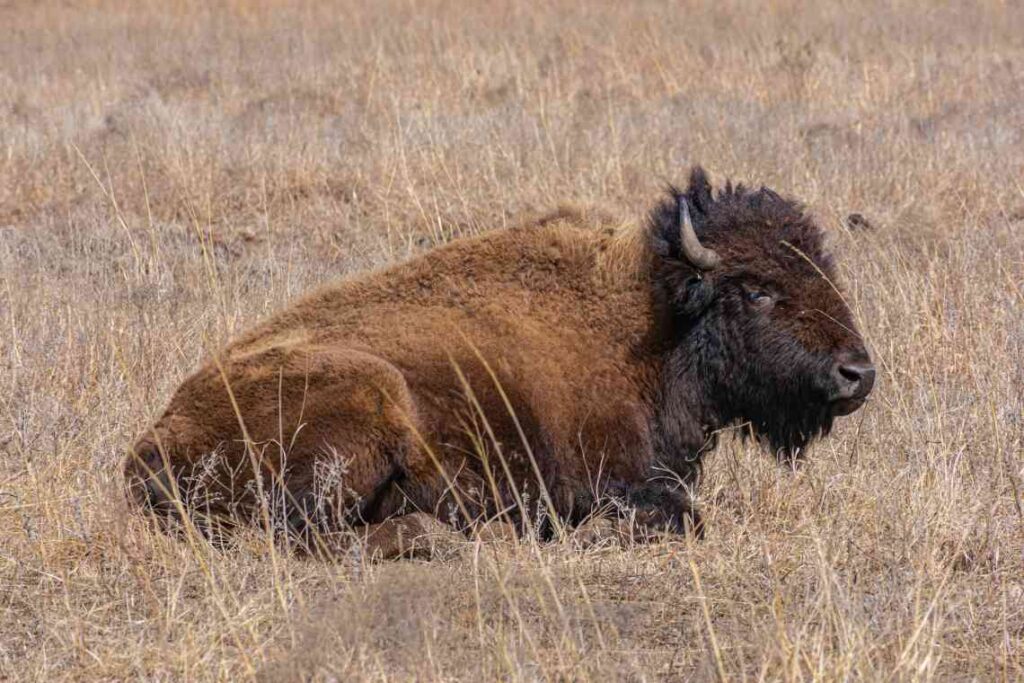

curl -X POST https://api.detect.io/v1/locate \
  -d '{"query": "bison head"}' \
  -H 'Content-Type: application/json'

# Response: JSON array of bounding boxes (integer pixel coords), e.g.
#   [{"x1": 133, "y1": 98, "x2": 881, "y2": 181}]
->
[{"x1": 650, "y1": 167, "x2": 874, "y2": 459}]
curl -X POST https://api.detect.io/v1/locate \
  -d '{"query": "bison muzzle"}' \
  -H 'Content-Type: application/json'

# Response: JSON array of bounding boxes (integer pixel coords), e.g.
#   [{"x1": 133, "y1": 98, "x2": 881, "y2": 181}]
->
[{"x1": 124, "y1": 167, "x2": 874, "y2": 556}]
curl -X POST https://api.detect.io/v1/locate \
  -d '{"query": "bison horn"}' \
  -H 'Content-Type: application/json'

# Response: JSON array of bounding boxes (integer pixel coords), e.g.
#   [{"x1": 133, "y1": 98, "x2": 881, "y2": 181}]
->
[{"x1": 678, "y1": 196, "x2": 720, "y2": 270}]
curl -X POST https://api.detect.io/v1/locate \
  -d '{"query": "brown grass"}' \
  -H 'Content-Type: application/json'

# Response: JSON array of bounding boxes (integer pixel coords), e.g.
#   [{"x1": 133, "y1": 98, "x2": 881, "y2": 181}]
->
[{"x1": 2, "y1": 1, "x2": 1023, "y2": 680}]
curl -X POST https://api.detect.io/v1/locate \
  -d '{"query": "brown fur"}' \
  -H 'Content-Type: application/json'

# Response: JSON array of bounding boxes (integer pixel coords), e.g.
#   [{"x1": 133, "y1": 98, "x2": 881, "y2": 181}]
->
[{"x1": 124, "y1": 168, "x2": 871, "y2": 548}]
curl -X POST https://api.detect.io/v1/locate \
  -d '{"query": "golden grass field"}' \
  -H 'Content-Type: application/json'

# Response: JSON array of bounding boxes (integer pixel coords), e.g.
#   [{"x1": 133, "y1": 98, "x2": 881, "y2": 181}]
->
[{"x1": 1, "y1": 1, "x2": 1023, "y2": 680}]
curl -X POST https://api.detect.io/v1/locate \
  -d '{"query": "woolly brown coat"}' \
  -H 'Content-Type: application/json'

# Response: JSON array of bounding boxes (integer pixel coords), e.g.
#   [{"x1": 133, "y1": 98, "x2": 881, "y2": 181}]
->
[{"x1": 125, "y1": 169, "x2": 873, "y2": 550}]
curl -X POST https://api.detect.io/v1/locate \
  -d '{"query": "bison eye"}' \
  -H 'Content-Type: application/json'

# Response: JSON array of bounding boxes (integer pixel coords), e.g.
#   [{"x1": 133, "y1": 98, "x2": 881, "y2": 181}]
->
[{"x1": 745, "y1": 289, "x2": 773, "y2": 307}]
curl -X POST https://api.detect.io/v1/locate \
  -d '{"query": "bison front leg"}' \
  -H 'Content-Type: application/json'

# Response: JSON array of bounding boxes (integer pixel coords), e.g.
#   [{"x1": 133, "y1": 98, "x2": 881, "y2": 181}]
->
[
  {"x1": 620, "y1": 482, "x2": 704, "y2": 539},
  {"x1": 575, "y1": 481, "x2": 703, "y2": 546}
]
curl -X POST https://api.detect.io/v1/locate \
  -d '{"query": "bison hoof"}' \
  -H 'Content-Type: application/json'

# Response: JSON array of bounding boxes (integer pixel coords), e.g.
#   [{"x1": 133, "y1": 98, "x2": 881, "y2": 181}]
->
[{"x1": 633, "y1": 506, "x2": 704, "y2": 540}]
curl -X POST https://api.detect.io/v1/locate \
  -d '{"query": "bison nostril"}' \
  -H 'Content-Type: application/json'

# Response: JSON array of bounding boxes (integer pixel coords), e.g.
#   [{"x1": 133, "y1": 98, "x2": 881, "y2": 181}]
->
[
  {"x1": 838, "y1": 365, "x2": 863, "y2": 384},
  {"x1": 832, "y1": 361, "x2": 876, "y2": 400}
]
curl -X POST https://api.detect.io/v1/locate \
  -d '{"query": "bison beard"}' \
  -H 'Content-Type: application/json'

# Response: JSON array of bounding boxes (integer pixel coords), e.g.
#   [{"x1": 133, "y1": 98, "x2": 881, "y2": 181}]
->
[{"x1": 124, "y1": 166, "x2": 873, "y2": 557}]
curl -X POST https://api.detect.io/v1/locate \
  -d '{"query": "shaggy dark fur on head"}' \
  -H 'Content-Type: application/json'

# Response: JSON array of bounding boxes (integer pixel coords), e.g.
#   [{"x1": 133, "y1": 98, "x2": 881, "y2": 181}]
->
[{"x1": 649, "y1": 167, "x2": 865, "y2": 460}]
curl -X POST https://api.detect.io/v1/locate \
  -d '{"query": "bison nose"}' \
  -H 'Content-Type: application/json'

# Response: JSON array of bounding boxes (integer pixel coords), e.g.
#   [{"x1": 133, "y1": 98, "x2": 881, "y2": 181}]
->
[{"x1": 831, "y1": 355, "x2": 876, "y2": 401}]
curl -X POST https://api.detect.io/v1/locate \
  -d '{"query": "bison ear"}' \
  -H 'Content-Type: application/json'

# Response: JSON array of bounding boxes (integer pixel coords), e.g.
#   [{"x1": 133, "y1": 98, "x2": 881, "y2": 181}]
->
[
  {"x1": 686, "y1": 166, "x2": 715, "y2": 214},
  {"x1": 673, "y1": 272, "x2": 716, "y2": 319}
]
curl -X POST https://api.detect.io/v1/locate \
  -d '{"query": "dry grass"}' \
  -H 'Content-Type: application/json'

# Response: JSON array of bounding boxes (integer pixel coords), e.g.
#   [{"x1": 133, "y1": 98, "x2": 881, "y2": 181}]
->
[{"x1": 2, "y1": 1, "x2": 1023, "y2": 680}]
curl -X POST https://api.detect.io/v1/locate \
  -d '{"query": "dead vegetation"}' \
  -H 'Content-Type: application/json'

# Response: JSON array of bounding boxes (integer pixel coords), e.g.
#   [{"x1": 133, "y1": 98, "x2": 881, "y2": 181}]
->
[{"x1": 1, "y1": 1, "x2": 1022, "y2": 680}]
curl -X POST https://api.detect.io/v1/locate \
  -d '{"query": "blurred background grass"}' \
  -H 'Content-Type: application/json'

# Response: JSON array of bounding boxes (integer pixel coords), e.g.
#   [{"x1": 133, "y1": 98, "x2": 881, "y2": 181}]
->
[{"x1": 1, "y1": 1, "x2": 1022, "y2": 680}]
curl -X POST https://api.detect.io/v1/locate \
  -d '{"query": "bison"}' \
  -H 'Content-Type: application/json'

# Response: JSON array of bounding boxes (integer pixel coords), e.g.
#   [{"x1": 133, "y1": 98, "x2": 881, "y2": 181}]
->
[{"x1": 124, "y1": 167, "x2": 874, "y2": 556}]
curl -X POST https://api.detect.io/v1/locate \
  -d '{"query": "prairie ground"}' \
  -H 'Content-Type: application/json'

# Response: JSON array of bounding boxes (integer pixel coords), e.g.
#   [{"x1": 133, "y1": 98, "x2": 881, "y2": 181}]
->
[{"x1": 1, "y1": 1, "x2": 1022, "y2": 680}]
